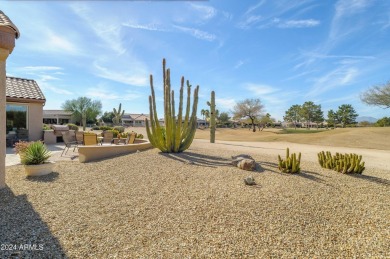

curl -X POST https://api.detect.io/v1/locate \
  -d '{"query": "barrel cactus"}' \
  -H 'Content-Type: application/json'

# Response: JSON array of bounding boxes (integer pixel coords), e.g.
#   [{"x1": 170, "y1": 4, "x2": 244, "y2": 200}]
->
[{"x1": 145, "y1": 59, "x2": 199, "y2": 153}]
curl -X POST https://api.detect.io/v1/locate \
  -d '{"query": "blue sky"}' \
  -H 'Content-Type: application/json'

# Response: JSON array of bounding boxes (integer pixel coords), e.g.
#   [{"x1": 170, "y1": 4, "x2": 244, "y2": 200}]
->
[{"x1": 3, "y1": 0, "x2": 390, "y2": 121}]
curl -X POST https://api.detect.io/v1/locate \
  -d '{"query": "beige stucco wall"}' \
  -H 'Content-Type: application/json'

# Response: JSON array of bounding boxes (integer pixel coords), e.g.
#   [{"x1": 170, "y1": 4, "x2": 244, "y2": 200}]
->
[{"x1": 28, "y1": 102, "x2": 43, "y2": 141}]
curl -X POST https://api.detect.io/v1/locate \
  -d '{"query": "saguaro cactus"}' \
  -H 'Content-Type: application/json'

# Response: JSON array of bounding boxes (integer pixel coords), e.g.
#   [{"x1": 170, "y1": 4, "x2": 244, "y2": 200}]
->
[
  {"x1": 145, "y1": 59, "x2": 199, "y2": 153},
  {"x1": 207, "y1": 91, "x2": 216, "y2": 143},
  {"x1": 112, "y1": 103, "x2": 125, "y2": 125}
]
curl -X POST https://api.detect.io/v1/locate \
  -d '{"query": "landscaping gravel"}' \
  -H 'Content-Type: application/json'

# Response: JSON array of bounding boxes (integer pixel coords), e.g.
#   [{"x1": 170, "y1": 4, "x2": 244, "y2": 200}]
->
[{"x1": 1, "y1": 143, "x2": 389, "y2": 258}]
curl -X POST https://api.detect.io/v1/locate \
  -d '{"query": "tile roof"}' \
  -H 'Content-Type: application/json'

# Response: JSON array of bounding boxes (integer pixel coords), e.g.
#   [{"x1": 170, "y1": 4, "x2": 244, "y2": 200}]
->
[
  {"x1": 6, "y1": 76, "x2": 46, "y2": 102},
  {"x1": 122, "y1": 113, "x2": 149, "y2": 120},
  {"x1": 0, "y1": 11, "x2": 20, "y2": 38}
]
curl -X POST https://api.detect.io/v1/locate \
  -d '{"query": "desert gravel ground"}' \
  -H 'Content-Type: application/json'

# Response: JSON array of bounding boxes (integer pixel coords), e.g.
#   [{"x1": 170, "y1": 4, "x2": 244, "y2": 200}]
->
[{"x1": 1, "y1": 141, "x2": 389, "y2": 258}]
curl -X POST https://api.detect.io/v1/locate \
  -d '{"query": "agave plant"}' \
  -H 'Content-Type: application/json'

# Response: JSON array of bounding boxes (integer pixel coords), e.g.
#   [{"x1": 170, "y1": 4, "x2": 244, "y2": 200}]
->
[{"x1": 21, "y1": 141, "x2": 51, "y2": 165}]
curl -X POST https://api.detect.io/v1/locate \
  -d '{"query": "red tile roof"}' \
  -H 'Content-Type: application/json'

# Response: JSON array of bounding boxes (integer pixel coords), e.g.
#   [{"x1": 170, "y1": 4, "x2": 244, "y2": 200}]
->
[{"x1": 6, "y1": 76, "x2": 46, "y2": 103}]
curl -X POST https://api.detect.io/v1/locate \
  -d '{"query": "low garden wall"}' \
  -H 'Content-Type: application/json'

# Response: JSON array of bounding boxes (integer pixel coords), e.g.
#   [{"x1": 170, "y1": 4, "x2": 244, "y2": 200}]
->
[{"x1": 78, "y1": 139, "x2": 152, "y2": 163}]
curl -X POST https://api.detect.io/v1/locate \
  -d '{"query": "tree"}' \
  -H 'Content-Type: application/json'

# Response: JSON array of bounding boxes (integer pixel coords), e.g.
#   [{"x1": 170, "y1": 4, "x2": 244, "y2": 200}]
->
[
  {"x1": 327, "y1": 109, "x2": 338, "y2": 129},
  {"x1": 101, "y1": 111, "x2": 115, "y2": 123},
  {"x1": 259, "y1": 113, "x2": 273, "y2": 128},
  {"x1": 376, "y1": 117, "x2": 390, "y2": 127},
  {"x1": 336, "y1": 104, "x2": 358, "y2": 127},
  {"x1": 300, "y1": 101, "x2": 323, "y2": 129},
  {"x1": 200, "y1": 109, "x2": 207, "y2": 121},
  {"x1": 284, "y1": 104, "x2": 302, "y2": 129},
  {"x1": 62, "y1": 97, "x2": 102, "y2": 131},
  {"x1": 232, "y1": 98, "x2": 264, "y2": 132},
  {"x1": 218, "y1": 112, "x2": 230, "y2": 126},
  {"x1": 360, "y1": 81, "x2": 390, "y2": 109}
]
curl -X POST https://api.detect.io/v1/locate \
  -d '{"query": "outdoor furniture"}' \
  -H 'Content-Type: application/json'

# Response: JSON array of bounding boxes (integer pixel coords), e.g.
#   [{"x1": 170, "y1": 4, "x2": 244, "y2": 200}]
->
[
  {"x1": 75, "y1": 131, "x2": 84, "y2": 145},
  {"x1": 97, "y1": 136, "x2": 104, "y2": 145},
  {"x1": 16, "y1": 128, "x2": 29, "y2": 142},
  {"x1": 61, "y1": 131, "x2": 78, "y2": 156},
  {"x1": 51, "y1": 125, "x2": 69, "y2": 137},
  {"x1": 127, "y1": 133, "x2": 136, "y2": 144},
  {"x1": 83, "y1": 133, "x2": 98, "y2": 146},
  {"x1": 102, "y1": 131, "x2": 114, "y2": 144}
]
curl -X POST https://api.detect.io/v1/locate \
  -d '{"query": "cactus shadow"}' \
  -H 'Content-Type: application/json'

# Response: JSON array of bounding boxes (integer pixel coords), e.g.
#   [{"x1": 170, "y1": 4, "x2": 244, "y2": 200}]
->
[
  {"x1": 349, "y1": 174, "x2": 390, "y2": 186},
  {"x1": 159, "y1": 152, "x2": 231, "y2": 168}
]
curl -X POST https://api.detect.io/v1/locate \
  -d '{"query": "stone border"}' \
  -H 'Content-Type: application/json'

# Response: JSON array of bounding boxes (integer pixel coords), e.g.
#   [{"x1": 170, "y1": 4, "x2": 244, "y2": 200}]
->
[{"x1": 78, "y1": 139, "x2": 153, "y2": 163}]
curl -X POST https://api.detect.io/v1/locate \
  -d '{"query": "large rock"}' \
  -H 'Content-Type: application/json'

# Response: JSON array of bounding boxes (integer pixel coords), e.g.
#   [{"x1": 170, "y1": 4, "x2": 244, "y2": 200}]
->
[
  {"x1": 231, "y1": 154, "x2": 254, "y2": 166},
  {"x1": 237, "y1": 159, "x2": 256, "y2": 171}
]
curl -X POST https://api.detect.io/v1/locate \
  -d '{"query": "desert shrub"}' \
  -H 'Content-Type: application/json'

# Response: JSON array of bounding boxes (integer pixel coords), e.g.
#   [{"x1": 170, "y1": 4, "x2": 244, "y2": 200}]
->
[
  {"x1": 21, "y1": 141, "x2": 51, "y2": 165},
  {"x1": 14, "y1": 141, "x2": 32, "y2": 155},
  {"x1": 67, "y1": 123, "x2": 79, "y2": 131},
  {"x1": 113, "y1": 126, "x2": 125, "y2": 133},
  {"x1": 318, "y1": 151, "x2": 365, "y2": 174},
  {"x1": 136, "y1": 133, "x2": 144, "y2": 139},
  {"x1": 92, "y1": 125, "x2": 100, "y2": 130},
  {"x1": 99, "y1": 126, "x2": 113, "y2": 131},
  {"x1": 106, "y1": 129, "x2": 119, "y2": 138},
  {"x1": 42, "y1": 124, "x2": 51, "y2": 130},
  {"x1": 277, "y1": 148, "x2": 301, "y2": 174}
]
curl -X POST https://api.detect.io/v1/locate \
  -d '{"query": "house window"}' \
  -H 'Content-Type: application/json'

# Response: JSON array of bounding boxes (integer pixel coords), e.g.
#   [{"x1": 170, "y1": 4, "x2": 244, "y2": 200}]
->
[{"x1": 6, "y1": 104, "x2": 28, "y2": 133}]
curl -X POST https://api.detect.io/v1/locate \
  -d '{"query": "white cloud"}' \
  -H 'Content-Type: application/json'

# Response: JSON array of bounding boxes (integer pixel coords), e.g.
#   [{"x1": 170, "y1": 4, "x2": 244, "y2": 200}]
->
[
  {"x1": 173, "y1": 25, "x2": 216, "y2": 42},
  {"x1": 123, "y1": 21, "x2": 167, "y2": 32},
  {"x1": 245, "y1": 83, "x2": 279, "y2": 95},
  {"x1": 237, "y1": 15, "x2": 262, "y2": 29},
  {"x1": 216, "y1": 98, "x2": 236, "y2": 110},
  {"x1": 21, "y1": 66, "x2": 63, "y2": 72},
  {"x1": 234, "y1": 60, "x2": 245, "y2": 69},
  {"x1": 245, "y1": 0, "x2": 267, "y2": 15},
  {"x1": 278, "y1": 19, "x2": 320, "y2": 28},
  {"x1": 189, "y1": 4, "x2": 217, "y2": 21},
  {"x1": 70, "y1": 3, "x2": 126, "y2": 55},
  {"x1": 306, "y1": 67, "x2": 359, "y2": 97},
  {"x1": 93, "y1": 62, "x2": 148, "y2": 87}
]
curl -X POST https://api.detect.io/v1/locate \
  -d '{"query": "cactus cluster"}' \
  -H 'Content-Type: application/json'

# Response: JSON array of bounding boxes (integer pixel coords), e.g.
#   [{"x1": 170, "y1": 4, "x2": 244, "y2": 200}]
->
[
  {"x1": 145, "y1": 59, "x2": 199, "y2": 153},
  {"x1": 207, "y1": 91, "x2": 216, "y2": 143},
  {"x1": 278, "y1": 148, "x2": 301, "y2": 173},
  {"x1": 318, "y1": 151, "x2": 365, "y2": 174}
]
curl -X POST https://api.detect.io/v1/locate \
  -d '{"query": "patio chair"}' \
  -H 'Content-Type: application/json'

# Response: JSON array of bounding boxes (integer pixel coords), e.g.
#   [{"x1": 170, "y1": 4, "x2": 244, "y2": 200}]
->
[
  {"x1": 102, "y1": 131, "x2": 114, "y2": 144},
  {"x1": 75, "y1": 131, "x2": 84, "y2": 145},
  {"x1": 61, "y1": 131, "x2": 78, "y2": 156},
  {"x1": 16, "y1": 128, "x2": 29, "y2": 142},
  {"x1": 83, "y1": 133, "x2": 98, "y2": 146},
  {"x1": 127, "y1": 132, "x2": 136, "y2": 144}
]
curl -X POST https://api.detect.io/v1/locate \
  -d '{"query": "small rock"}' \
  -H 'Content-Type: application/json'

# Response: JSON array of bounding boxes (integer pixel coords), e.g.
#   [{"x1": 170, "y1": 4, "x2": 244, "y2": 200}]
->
[
  {"x1": 244, "y1": 176, "x2": 256, "y2": 185},
  {"x1": 238, "y1": 159, "x2": 256, "y2": 171}
]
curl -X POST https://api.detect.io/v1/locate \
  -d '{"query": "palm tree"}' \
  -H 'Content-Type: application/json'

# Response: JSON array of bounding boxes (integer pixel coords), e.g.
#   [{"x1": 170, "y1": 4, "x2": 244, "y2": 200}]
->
[{"x1": 201, "y1": 109, "x2": 206, "y2": 121}]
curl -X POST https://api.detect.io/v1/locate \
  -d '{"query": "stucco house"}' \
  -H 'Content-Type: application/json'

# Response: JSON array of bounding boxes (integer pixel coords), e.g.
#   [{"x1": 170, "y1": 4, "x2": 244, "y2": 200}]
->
[
  {"x1": 6, "y1": 76, "x2": 45, "y2": 142},
  {"x1": 122, "y1": 113, "x2": 149, "y2": 127},
  {"x1": 43, "y1": 110, "x2": 72, "y2": 125}
]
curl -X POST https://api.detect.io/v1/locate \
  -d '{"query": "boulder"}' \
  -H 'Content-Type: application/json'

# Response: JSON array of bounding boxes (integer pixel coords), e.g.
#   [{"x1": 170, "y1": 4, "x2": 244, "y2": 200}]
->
[
  {"x1": 231, "y1": 154, "x2": 254, "y2": 166},
  {"x1": 237, "y1": 159, "x2": 256, "y2": 171}
]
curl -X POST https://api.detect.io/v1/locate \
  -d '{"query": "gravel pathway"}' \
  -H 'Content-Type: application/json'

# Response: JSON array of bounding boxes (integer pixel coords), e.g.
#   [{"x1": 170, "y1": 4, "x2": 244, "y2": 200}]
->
[{"x1": 1, "y1": 143, "x2": 389, "y2": 258}]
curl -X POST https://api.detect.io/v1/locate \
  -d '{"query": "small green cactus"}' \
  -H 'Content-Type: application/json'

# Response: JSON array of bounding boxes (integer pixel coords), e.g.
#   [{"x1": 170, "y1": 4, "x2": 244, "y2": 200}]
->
[
  {"x1": 278, "y1": 147, "x2": 301, "y2": 173},
  {"x1": 318, "y1": 151, "x2": 365, "y2": 174}
]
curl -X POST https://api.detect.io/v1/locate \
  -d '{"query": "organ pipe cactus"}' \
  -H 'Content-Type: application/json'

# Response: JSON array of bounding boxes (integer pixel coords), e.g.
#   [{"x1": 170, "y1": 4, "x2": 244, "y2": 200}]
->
[
  {"x1": 112, "y1": 103, "x2": 125, "y2": 125},
  {"x1": 207, "y1": 91, "x2": 216, "y2": 143},
  {"x1": 278, "y1": 148, "x2": 301, "y2": 173},
  {"x1": 318, "y1": 151, "x2": 365, "y2": 174},
  {"x1": 145, "y1": 59, "x2": 199, "y2": 153}
]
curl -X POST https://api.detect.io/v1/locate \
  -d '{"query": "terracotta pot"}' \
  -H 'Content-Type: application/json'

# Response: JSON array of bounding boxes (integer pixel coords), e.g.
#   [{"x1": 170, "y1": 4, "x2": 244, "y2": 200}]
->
[{"x1": 24, "y1": 161, "x2": 55, "y2": 176}]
